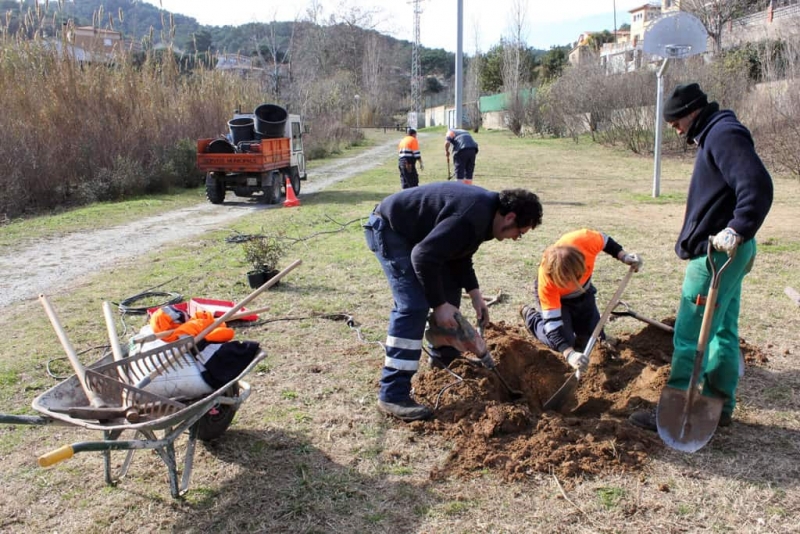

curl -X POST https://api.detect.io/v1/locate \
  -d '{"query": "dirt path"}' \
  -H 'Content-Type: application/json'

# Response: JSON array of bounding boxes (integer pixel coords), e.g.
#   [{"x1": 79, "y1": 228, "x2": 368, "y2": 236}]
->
[{"x1": 0, "y1": 138, "x2": 398, "y2": 309}]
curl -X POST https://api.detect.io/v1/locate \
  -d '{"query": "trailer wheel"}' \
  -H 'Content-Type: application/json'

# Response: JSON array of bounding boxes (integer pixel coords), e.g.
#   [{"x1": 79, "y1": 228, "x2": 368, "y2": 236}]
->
[
  {"x1": 262, "y1": 171, "x2": 282, "y2": 204},
  {"x1": 290, "y1": 168, "x2": 301, "y2": 196},
  {"x1": 197, "y1": 384, "x2": 239, "y2": 442},
  {"x1": 206, "y1": 173, "x2": 225, "y2": 204}
]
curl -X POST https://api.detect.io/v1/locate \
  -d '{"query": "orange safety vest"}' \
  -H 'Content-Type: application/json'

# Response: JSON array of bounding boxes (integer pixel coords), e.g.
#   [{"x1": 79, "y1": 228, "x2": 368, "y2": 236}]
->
[
  {"x1": 537, "y1": 229, "x2": 607, "y2": 315},
  {"x1": 398, "y1": 135, "x2": 421, "y2": 161}
]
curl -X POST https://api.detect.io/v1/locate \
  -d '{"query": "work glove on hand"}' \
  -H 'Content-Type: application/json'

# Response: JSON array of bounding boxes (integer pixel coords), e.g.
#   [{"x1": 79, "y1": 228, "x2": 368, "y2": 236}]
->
[
  {"x1": 621, "y1": 253, "x2": 643, "y2": 272},
  {"x1": 418, "y1": 161, "x2": 424, "y2": 171},
  {"x1": 712, "y1": 227, "x2": 741, "y2": 254},
  {"x1": 566, "y1": 349, "x2": 589, "y2": 372}
]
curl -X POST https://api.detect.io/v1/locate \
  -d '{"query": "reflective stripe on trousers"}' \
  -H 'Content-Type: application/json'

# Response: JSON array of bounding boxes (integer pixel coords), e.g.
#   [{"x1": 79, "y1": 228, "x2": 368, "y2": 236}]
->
[{"x1": 364, "y1": 213, "x2": 461, "y2": 402}]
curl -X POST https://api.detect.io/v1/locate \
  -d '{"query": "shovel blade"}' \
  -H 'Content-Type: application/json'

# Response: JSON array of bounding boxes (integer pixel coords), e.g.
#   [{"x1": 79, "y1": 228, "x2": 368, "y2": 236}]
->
[
  {"x1": 656, "y1": 385, "x2": 724, "y2": 453},
  {"x1": 543, "y1": 372, "x2": 578, "y2": 411}
]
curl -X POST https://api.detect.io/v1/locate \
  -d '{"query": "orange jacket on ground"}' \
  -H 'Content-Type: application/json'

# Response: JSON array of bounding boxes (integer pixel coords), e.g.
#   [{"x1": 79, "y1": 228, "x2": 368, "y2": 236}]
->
[
  {"x1": 398, "y1": 135, "x2": 421, "y2": 162},
  {"x1": 150, "y1": 307, "x2": 235, "y2": 343}
]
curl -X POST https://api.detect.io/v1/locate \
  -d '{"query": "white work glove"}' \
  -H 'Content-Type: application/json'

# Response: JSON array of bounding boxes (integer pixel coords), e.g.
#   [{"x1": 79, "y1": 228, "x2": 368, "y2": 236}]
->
[
  {"x1": 621, "y1": 253, "x2": 643, "y2": 272},
  {"x1": 712, "y1": 228, "x2": 741, "y2": 253},
  {"x1": 566, "y1": 349, "x2": 589, "y2": 372}
]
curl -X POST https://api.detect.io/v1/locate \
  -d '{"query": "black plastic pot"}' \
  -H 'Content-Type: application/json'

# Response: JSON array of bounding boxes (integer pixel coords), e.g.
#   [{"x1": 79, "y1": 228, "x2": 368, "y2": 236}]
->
[
  {"x1": 228, "y1": 117, "x2": 256, "y2": 144},
  {"x1": 254, "y1": 104, "x2": 288, "y2": 139},
  {"x1": 247, "y1": 269, "x2": 280, "y2": 289}
]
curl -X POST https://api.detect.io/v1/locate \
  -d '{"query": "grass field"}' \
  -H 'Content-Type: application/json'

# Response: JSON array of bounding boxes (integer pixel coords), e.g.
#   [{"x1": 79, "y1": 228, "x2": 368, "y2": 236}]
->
[{"x1": 1, "y1": 129, "x2": 798, "y2": 533}]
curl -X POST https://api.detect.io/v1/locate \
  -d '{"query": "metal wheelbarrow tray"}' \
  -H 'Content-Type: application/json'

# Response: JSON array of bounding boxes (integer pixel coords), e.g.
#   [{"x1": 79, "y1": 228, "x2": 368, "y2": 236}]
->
[{"x1": 2, "y1": 348, "x2": 267, "y2": 498}]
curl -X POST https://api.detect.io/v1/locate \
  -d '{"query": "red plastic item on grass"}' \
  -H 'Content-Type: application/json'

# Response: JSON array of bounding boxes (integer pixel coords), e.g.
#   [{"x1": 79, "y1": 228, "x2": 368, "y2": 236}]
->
[{"x1": 188, "y1": 297, "x2": 259, "y2": 322}]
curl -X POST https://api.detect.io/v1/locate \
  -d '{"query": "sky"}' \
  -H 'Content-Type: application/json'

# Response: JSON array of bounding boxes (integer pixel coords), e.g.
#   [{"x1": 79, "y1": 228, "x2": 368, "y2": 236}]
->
[{"x1": 143, "y1": 0, "x2": 650, "y2": 53}]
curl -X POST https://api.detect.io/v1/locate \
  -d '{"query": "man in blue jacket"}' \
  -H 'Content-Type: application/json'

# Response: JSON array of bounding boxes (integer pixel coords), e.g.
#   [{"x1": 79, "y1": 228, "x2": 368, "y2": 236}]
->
[
  {"x1": 630, "y1": 83, "x2": 773, "y2": 431},
  {"x1": 365, "y1": 182, "x2": 543, "y2": 421}
]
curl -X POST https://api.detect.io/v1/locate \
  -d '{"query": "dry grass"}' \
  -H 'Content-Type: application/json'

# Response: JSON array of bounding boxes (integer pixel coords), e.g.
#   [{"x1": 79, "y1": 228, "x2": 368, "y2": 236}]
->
[{"x1": 1, "y1": 130, "x2": 798, "y2": 533}]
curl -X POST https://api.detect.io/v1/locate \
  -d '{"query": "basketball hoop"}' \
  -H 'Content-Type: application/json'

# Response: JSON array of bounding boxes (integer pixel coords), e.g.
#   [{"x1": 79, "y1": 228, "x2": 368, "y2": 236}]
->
[
  {"x1": 643, "y1": 12, "x2": 708, "y2": 198},
  {"x1": 663, "y1": 45, "x2": 692, "y2": 59}
]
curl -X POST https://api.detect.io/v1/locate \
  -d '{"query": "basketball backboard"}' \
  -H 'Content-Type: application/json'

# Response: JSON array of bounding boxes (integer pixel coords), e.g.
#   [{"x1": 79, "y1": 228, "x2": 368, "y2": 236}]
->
[{"x1": 643, "y1": 12, "x2": 708, "y2": 59}]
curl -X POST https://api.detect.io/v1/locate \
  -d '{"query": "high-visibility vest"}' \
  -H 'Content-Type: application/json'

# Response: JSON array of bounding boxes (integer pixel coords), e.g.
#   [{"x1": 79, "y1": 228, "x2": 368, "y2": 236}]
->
[{"x1": 398, "y1": 135, "x2": 421, "y2": 161}]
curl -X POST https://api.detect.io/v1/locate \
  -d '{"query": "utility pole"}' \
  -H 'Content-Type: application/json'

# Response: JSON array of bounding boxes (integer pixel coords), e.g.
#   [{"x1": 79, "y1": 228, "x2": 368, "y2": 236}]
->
[
  {"x1": 454, "y1": 0, "x2": 463, "y2": 128},
  {"x1": 410, "y1": 0, "x2": 424, "y2": 129},
  {"x1": 613, "y1": 0, "x2": 618, "y2": 43}
]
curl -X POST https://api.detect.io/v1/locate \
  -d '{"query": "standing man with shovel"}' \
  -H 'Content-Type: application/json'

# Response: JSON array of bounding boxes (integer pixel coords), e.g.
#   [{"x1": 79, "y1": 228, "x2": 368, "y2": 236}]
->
[
  {"x1": 398, "y1": 128, "x2": 423, "y2": 189},
  {"x1": 445, "y1": 128, "x2": 479, "y2": 184},
  {"x1": 629, "y1": 83, "x2": 773, "y2": 436}
]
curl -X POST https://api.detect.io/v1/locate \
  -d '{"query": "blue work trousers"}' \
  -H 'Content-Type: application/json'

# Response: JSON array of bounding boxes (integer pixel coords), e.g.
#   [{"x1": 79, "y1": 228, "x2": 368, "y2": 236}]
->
[
  {"x1": 525, "y1": 284, "x2": 602, "y2": 352},
  {"x1": 364, "y1": 213, "x2": 461, "y2": 402}
]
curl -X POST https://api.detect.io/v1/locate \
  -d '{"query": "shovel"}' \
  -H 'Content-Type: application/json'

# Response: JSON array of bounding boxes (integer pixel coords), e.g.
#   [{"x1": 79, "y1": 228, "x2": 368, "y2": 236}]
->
[
  {"x1": 657, "y1": 241, "x2": 734, "y2": 453},
  {"x1": 543, "y1": 265, "x2": 636, "y2": 411},
  {"x1": 611, "y1": 301, "x2": 674, "y2": 333},
  {"x1": 426, "y1": 312, "x2": 523, "y2": 400}
]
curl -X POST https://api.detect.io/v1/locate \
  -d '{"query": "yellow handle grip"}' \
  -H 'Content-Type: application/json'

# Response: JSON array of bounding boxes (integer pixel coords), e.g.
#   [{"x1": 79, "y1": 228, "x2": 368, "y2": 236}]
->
[{"x1": 38, "y1": 445, "x2": 75, "y2": 467}]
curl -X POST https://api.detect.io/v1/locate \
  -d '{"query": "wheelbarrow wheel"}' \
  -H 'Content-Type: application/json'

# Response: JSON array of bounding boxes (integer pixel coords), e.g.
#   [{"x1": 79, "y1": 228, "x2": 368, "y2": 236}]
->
[{"x1": 197, "y1": 384, "x2": 239, "y2": 442}]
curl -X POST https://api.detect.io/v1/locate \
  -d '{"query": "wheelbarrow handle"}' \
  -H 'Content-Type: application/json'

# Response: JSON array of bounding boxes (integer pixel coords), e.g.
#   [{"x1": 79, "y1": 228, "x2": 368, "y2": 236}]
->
[{"x1": 39, "y1": 445, "x2": 74, "y2": 467}]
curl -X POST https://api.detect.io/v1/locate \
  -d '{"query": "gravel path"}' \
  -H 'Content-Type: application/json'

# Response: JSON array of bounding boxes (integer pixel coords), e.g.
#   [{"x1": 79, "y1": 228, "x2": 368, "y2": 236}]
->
[{"x1": 0, "y1": 138, "x2": 397, "y2": 308}]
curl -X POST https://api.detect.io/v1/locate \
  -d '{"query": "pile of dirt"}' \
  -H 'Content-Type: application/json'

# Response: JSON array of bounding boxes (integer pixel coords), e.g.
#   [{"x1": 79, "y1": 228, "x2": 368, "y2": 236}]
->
[{"x1": 410, "y1": 320, "x2": 767, "y2": 481}]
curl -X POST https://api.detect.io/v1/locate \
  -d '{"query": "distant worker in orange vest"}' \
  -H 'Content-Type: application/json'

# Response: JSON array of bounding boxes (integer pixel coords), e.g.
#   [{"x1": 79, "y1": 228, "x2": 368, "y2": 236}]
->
[
  {"x1": 398, "y1": 128, "x2": 423, "y2": 189},
  {"x1": 445, "y1": 128, "x2": 479, "y2": 184}
]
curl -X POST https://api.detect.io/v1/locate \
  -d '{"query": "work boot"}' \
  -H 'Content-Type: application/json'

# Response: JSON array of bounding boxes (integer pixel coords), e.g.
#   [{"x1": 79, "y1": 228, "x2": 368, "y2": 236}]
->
[
  {"x1": 377, "y1": 398, "x2": 432, "y2": 422},
  {"x1": 629, "y1": 409, "x2": 657, "y2": 432},
  {"x1": 718, "y1": 412, "x2": 733, "y2": 427}
]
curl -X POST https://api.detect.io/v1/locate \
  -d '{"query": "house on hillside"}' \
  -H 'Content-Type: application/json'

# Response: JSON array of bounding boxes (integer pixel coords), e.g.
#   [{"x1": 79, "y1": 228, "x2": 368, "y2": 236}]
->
[
  {"x1": 215, "y1": 53, "x2": 264, "y2": 78},
  {"x1": 67, "y1": 26, "x2": 122, "y2": 53},
  {"x1": 600, "y1": 3, "x2": 662, "y2": 73}
]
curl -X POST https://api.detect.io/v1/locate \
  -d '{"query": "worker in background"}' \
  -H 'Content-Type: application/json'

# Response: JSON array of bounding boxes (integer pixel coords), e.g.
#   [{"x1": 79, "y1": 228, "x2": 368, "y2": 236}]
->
[
  {"x1": 629, "y1": 82, "x2": 773, "y2": 432},
  {"x1": 364, "y1": 182, "x2": 543, "y2": 421},
  {"x1": 398, "y1": 127, "x2": 423, "y2": 189},
  {"x1": 445, "y1": 128, "x2": 479, "y2": 184},
  {"x1": 520, "y1": 229, "x2": 642, "y2": 373}
]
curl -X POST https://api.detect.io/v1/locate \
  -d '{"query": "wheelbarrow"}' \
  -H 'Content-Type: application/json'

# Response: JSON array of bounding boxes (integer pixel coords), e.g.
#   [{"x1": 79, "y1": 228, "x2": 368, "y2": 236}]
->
[
  {"x1": 0, "y1": 348, "x2": 265, "y2": 498},
  {"x1": 0, "y1": 260, "x2": 302, "y2": 497}
]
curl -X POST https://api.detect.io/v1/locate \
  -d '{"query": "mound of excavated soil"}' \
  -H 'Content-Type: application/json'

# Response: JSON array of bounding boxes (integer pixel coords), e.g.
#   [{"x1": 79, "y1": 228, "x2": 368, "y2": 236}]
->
[{"x1": 410, "y1": 320, "x2": 768, "y2": 481}]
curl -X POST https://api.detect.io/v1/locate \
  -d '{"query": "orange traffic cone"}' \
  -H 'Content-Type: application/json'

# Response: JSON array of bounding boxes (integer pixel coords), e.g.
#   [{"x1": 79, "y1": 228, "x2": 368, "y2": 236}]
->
[{"x1": 283, "y1": 176, "x2": 300, "y2": 207}]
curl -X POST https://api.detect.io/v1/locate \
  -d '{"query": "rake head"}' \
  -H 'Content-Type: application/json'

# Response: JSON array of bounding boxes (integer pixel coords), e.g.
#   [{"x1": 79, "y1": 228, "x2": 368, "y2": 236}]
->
[{"x1": 83, "y1": 337, "x2": 198, "y2": 421}]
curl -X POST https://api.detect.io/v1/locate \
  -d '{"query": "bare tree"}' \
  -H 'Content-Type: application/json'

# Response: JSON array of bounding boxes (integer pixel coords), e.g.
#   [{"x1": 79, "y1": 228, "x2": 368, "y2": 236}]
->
[
  {"x1": 464, "y1": 17, "x2": 483, "y2": 131},
  {"x1": 680, "y1": 0, "x2": 749, "y2": 54},
  {"x1": 501, "y1": 0, "x2": 529, "y2": 135},
  {"x1": 253, "y1": 14, "x2": 297, "y2": 99}
]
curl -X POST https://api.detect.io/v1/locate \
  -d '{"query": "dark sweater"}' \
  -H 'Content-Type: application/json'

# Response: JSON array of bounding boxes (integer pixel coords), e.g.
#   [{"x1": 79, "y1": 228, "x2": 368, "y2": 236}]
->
[
  {"x1": 376, "y1": 182, "x2": 498, "y2": 307},
  {"x1": 676, "y1": 107, "x2": 773, "y2": 260}
]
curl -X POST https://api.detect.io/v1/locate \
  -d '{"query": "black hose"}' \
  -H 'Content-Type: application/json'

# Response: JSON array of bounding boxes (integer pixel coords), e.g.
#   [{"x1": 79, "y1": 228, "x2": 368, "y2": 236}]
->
[{"x1": 115, "y1": 290, "x2": 184, "y2": 315}]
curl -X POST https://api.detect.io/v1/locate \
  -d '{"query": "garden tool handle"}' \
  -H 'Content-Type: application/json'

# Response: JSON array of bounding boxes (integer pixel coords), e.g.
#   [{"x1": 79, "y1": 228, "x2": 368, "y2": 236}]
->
[
  {"x1": 39, "y1": 294, "x2": 108, "y2": 409},
  {"x1": 132, "y1": 260, "x2": 303, "y2": 395},
  {"x1": 131, "y1": 305, "x2": 272, "y2": 345},
  {"x1": 583, "y1": 266, "x2": 636, "y2": 358},
  {"x1": 102, "y1": 301, "x2": 127, "y2": 367},
  {"x1": 193, "y1": 259, "x2": 301, "y2": 343},
  {"x1": 38, "y1": 444, "x2": 74, "y2": 467}
]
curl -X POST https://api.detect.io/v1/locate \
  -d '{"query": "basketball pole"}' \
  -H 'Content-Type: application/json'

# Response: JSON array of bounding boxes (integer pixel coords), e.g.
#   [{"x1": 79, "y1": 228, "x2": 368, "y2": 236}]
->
[{"x1": 652, "y1": 57, "x2": 669, "y2": 199}]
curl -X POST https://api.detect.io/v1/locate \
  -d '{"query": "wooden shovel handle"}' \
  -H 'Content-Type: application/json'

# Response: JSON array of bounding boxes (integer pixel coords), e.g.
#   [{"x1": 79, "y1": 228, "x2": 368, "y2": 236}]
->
[
  {"x1": 132, "y1": 260, "x2": 303, "y2": 392},
  {"x1": 192, "y1": 259, "x2": 302, "y2": 343},
  {"x1": 39, "y1": 294, "x2": 107, "y2": 409},
  {"x1": 132, "y1": 305, "x2": 272, "y2": 345}
]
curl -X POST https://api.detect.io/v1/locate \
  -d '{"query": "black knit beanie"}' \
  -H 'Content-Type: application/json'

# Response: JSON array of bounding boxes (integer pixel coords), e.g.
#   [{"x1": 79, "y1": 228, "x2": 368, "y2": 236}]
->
[{"x1": 663, "y1": 83, "x2": 708, "y2": 122}]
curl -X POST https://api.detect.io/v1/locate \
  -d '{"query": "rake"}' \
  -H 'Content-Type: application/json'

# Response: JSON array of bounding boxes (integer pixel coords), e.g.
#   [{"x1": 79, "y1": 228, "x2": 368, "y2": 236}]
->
[{"x1": 85, "y1": 259, "x2": 302, "y2": 422}]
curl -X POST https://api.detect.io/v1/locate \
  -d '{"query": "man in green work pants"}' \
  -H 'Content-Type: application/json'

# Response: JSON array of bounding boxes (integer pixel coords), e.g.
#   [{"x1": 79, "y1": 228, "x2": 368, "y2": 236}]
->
[{"x1": 629, "y1": 82, "x2": 773, "y2": 431}]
